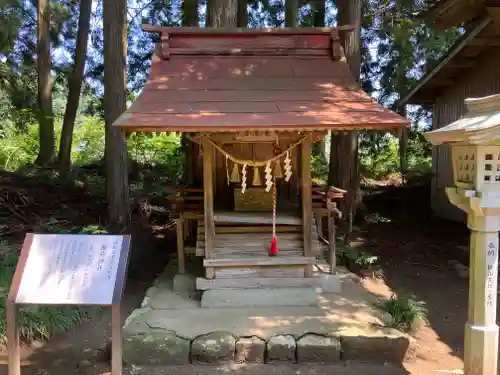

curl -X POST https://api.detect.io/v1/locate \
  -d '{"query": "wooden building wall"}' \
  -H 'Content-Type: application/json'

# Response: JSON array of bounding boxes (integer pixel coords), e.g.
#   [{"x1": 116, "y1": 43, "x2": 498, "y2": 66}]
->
[{"x1": 432, "y1": 48, "x2": 500, "y2": 222}]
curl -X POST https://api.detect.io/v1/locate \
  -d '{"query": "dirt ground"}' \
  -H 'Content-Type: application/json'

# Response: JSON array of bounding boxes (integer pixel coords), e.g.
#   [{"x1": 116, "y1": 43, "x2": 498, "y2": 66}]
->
[{"x1": 0, "y1": 186, "x2": 475, "y2": 375}]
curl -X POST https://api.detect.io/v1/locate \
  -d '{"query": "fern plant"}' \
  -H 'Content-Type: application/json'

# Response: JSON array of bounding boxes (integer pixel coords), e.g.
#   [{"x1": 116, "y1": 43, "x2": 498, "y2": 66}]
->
[
  {"x1": 379, "y1": 295, "x2": 428, "y2": 332},
  {"x1": 343, "y1": 248, "x2": 379, "y2": 270}
]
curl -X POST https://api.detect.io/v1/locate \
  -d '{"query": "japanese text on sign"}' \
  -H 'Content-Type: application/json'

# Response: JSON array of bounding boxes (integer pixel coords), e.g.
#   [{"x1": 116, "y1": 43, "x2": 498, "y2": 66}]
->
[
  {"x1": 15, "y1": 234, "x2": 124, "y2": 305},
  {"x1": 486, "y1": 241, "x2": 497, "y2": 308}
]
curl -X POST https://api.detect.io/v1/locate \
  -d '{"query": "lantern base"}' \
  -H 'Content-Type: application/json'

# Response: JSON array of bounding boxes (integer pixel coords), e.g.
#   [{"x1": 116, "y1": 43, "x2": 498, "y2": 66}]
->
[{"x1": 464, "y1": 323, "x2": 498, "y2": 375}]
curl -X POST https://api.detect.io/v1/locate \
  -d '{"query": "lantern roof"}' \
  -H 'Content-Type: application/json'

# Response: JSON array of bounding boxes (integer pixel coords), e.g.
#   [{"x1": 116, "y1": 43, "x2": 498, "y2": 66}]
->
[{"x1": 425, "y1": 93, "x2": 500, "y2": 146}]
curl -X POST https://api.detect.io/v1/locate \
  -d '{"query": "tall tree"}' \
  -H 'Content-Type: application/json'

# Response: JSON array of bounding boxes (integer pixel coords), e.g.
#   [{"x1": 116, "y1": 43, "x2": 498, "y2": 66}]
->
[
  {"x1": 36, "y1": 0, "x2": 55, "y2": 165},
  {"x1": 58, "y1": 0, "x2": 93, "y2": 177},
  {"x1": 181, "y1": 0, "x2": 199, "y2": 26},
  {"x1": 312, "y1": 0, "x2": 325, "y2": 27},
  {"x1": 103, "y1": 0, "x2": 131, "y2": 229},
  {"x1": 237, "y1": 0, "x2": 248, "y2": 26},
  {"x1": 207, "y1": 0, "x2": 237, "y2": 26},
  {"x1": 181, "y1": 0, "x2": 199, "y2": 185},
  {"x1": 285, "y1": 0, "x2": 298, "y2": 26},
  {"x1": 312, "y1": 0, "x2": 325, "y2": 160},
  {"x1": 328, "y1": 0, "x2": 362, "y2": 219}
]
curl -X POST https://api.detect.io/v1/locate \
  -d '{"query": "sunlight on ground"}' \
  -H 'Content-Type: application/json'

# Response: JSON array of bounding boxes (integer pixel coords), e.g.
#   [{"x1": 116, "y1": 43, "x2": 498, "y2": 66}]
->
[{"x1": 361, "y1": 276, "x2": 464, "y2": 375}]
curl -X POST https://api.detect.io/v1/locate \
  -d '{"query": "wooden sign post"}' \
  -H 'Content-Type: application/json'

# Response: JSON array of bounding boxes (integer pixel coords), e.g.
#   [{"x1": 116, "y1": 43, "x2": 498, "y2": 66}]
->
[{"x1": 7, "y1": 233, "x2": 131, "y2": 375}]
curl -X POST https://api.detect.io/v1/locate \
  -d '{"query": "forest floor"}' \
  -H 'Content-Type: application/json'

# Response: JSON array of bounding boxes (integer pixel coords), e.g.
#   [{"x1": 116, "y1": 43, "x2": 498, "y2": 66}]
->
[{"x1": 0, "y1": 175, "x2": 474, "y2": 375}]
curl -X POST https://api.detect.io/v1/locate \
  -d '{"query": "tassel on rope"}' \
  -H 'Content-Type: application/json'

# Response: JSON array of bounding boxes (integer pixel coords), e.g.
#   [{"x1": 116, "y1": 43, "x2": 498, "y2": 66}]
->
[
  {"x1": 284, "y1": 151, "x2": 292, "y2": 182},
  {"x1": 264, "y1": 162, "x2": 273, "y2": 192},
  {"x1": 230, "y1": 163, "x2": 240, "y2": 183},
  {"x1": 225, "y1": 156, "x2": 230, "y2": 185},
  {"x1": 241, "y1": 164, "x2": 247, "y2": 194},
  {"x1": 252, "y1": 166, "x2": 262, "y2": 186}
]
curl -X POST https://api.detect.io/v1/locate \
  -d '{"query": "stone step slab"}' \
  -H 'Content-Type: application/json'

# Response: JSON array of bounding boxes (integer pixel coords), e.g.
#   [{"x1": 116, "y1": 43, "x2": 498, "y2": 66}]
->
[{"x1": 201, "y1": 287, "x2": 318, "y2": 308}]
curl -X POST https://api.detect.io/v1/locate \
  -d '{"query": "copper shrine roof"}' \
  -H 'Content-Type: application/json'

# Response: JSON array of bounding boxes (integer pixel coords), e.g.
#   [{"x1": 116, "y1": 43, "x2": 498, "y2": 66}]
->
[{"x1": 113, "y1": 27, "x2": 409, "y2": 133}]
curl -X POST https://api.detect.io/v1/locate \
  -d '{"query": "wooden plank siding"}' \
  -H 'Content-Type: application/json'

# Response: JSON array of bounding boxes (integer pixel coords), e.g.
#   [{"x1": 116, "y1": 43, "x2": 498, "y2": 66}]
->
[{"x1": 432, "y1": 47, "x2": 500, "y2": 222}]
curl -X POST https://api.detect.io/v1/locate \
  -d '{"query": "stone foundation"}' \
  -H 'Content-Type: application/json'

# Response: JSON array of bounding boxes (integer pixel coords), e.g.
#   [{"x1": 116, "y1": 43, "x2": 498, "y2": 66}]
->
[
  {"x1": 122, "y1": 261, "x2": 412, "y2": 366},
  {"x1": 122, "y1": 330, "x2": 410, "y2": 366}
]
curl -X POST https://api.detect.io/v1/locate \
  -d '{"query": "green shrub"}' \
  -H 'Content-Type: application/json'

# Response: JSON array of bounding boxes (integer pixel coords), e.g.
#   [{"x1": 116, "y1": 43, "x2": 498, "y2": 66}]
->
[
  {"x1": 343, "y1": 247, "x2": 379, "y2": 269},
  {"x1": 379, "y1": 295, "x2": 428, "y2": 332},
  {"x1": 0, "y1": 241, "x2": 100, "y2": 346},
  {"x1": 0, "y1": 117, "x2": 184, "y2": 185}
]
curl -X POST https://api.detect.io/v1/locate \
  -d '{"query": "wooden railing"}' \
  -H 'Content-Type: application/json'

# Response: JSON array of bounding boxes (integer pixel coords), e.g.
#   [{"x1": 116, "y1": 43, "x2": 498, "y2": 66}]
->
[
  {"x1": 312, "y1": 185, "x2": 345, "y2": 275},
  {"x1": 312, "y1": 185, "x2": 346, "y2": 210},
  {"x1": 164, "y1": 186, "x2": 204, "y2": 213}
]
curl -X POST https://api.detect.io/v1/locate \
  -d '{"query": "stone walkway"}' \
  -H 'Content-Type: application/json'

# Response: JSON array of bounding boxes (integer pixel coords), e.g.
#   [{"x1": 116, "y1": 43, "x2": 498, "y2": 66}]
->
[{"x1": 122, "y1": 262, "x2": 411, "y2": 366}]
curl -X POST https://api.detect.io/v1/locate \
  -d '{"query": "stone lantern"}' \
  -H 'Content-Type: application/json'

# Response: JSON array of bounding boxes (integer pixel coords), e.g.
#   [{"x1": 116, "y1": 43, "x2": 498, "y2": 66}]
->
[{"x1": 425, "y1": 93, "x2": 500, "y2": 375}]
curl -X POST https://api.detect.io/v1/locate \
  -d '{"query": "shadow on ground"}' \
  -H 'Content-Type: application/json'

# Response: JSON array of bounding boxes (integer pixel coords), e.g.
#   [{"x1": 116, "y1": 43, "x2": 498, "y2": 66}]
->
[{"x1": 360, "y1": 194, "x2": 470, "y2": 372}]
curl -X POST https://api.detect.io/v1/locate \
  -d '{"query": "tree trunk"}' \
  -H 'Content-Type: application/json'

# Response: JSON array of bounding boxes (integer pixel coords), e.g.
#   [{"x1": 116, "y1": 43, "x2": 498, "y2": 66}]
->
[
  {"x1": 180, "y1": 0, "x2": 198, "y2": 182},
  {"x1": 285, "y1": 0, "x2": 298, "y2": 27},
  {"x1": 206, "y1": 0, "x2": 213, "y2": 25},
  {"x1": 181, "y1": 0, "x2": 198, "y2": 26},
  {"x1": 103, "y1": 0, "x2": 131, "y2": 230},
  {"x1": 312, "y1": 0, "x2": 325, "y2": 161},
  {"x1": 328, "y1": 0, "x2": 362, "y2": 219},
  {"x1": 36, "y1": 0, "x2": 55, "y2": 166},
  {"x1": 208, "y1": 0, "x2": 237, "y2": 27},
  {"x1": 58, "y1": 0, "x2": 92, "y2": 178},
  {"x1": 312, "y1": 0, "x2": 325, "y2": 27},
  {"x1": 237, "y1": 0, "x2": 247, "y2": 27},
  {"x1": 398, "y1": 107, "x2": 408, "y2": 182}
]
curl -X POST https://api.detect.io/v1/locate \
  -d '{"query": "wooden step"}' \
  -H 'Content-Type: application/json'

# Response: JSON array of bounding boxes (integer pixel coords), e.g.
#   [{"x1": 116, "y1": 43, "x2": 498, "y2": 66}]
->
[
  {"x1": 214, "y1": 212, "x2": 302, "y2": 225},
  {"x1": 196, "y1": 236, "x2": 321, "y2": 257},
  {"x1": 196, "y1": 277, "x2": 321, "y2": 290},
  {"x1": 203, "y1": 256, "x2": 315, "y2": 268},
  {"x1": 198, "y1": 226, "x2": 302, "y2": 234},
  {"x1": 198, "y1": 232, "x2": 318, "y2": 241},
  {"x1": 215, "y1": 267, "x2": 305, "y2": 279}
]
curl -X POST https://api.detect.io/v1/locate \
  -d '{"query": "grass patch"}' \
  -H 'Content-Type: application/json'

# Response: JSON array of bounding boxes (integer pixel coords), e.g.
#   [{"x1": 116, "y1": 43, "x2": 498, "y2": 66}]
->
[
  {"x1": 379, "y1": 295, "x2": 428, "y2": 332},
  {"x1": 0, "y1": 240, "x2": 100, "y2": 346}
]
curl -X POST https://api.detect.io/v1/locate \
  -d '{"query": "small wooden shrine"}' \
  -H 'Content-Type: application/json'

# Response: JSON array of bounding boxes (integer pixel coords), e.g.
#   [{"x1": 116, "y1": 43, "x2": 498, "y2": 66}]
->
[{"x1": 113, "y1": 26, "x2": 409, "y2": 291}]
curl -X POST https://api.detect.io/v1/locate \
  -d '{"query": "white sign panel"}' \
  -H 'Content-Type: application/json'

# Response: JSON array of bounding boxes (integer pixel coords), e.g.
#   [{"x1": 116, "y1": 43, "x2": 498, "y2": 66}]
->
[{"x1": 15, "y1": 234, "x2": 124, "y2": 305}]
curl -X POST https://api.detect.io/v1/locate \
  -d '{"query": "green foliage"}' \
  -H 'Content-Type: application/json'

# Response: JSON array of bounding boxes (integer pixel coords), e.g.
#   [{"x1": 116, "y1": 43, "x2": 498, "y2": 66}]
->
[
  {"x1": 0, "y1": 123, "x2": 40, "y2": 170},
  {"x1": 360, "y1": 134, "x2": 400, "y2": 179},
  {"x1": 34, "y1": 219, "x2": 109, "y2": 234},
  {"x1": 311, "y1": 152, "x2": 328, "y2": 184},
  {"x1": 343, "y1": 247, "x2": 379, "y2": 269},
  {"x1": 127, "y1": 132, "x2": 183, "y2": 182},
  {"x1": 71, "y1": 117, "x2": 106, "y2": 165},
  {"x1": 379, "y1": 295, "x2": 428, "y2": 332},
  {"x1": 0, "y1": 240, "x2": 99, "y2": 346},
  {"x1": 0, "y1": 116, "x2": 183, "y2": 187}
]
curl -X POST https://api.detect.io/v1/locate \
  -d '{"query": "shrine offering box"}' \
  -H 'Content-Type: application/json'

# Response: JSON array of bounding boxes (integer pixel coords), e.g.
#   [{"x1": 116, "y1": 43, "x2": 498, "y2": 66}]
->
[{"x1": 234, "y1": 187, "x2": 272, "y2": 211}]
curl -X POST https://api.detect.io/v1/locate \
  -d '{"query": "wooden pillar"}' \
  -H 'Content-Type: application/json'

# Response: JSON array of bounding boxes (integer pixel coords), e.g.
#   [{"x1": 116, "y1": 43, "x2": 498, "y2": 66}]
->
[
  {"x1": 111, "y1": 304, "x2": 122, "y2": 375},
  {"x1": 7, "y1": 302, "x2": 20, "y2": 375},
  {"x1": 301, "y1": 134, "x2": 313, "y2": 277},
  {"x1": 176, "y1": 216, "x2": 185, "y2": 274},
  {"x1": 328, "y1": 210, "x2": 336, "y2": 275},
  {"x1": 202, "y1": 137, "x2": 215, "y2": 279}
]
